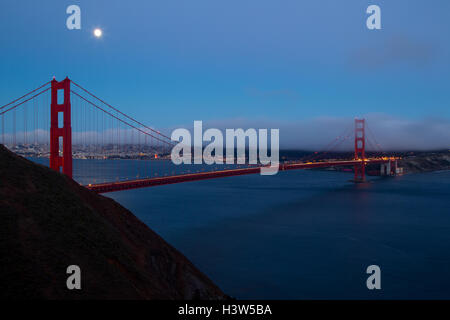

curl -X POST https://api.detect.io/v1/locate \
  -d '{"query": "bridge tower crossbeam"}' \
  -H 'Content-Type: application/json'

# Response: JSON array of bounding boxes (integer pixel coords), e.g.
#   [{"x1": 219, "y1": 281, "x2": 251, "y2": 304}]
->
[{"x1": 50, "y1": 77, "x2": 72, "y2": 178}]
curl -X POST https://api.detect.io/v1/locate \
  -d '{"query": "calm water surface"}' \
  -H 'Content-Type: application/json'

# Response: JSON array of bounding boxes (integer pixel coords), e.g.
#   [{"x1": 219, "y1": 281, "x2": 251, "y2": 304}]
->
[
  {"x1": 106, "y1": 165, "x2": 450, "y2": 299},
  {"x1": 32, "y1": 158, "x2": 450, "y2": 299}
]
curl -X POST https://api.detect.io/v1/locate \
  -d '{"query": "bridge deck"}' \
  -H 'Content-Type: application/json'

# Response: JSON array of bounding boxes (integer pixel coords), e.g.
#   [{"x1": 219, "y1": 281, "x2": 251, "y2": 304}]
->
[{"x1": 85, "y1": 158, "x2": 394, "y2": 193}]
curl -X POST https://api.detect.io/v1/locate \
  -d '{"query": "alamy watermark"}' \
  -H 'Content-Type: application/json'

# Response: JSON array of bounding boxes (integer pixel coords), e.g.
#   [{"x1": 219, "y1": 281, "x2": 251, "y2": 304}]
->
[
  {"x1": 65, "y1": 4, "x2": 381, "y2": 31},
  {"x1": 170, "y1": 121, "x2": 280, "y2": 175},
  {"x1": 366, "y1": 265, "x2": 381, "y2": 290},
  {"x1": 66, "y1": 265, "x2": 81, "y2": 290},
  {"x1": 66, "y1": 5, "x2": 81, "y2": 30}
]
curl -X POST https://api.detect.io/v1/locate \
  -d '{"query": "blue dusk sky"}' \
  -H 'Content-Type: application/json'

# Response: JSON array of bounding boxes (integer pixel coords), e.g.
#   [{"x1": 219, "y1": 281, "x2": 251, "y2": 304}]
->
[{"x1": 0, "y1": 0, "x2": 449, "y2": 149}]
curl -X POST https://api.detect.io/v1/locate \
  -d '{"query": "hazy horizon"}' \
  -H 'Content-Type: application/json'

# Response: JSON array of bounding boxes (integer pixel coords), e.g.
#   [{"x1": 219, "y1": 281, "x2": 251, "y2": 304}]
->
[{"x1": 1, "y1": 1, "x2": 449, "y2": 151}]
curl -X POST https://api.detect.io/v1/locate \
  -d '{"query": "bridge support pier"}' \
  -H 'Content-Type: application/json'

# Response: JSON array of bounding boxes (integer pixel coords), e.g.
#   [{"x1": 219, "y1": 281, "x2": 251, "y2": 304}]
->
[
  {"x1": 380, "y1": 161, "x2": 391, "y2": 176},
  {"x1": 354, "y1": 163, "x2": 366, "y2": 182},
  {"x1": 381, "y1": 160, "x2": 400, "y2": 176},
  {"x1": 50, "y1": 77, "x2": 72, "y2": 178}
]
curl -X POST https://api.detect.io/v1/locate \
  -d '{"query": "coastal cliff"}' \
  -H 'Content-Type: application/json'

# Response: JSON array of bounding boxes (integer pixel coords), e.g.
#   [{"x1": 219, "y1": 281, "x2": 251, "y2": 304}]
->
[
  {"x1": 399, "y1": 151, "x2": 450, "y2": 174},
  {"x1": 0, "y1": 144, "x2": 225, "y2": 300}
]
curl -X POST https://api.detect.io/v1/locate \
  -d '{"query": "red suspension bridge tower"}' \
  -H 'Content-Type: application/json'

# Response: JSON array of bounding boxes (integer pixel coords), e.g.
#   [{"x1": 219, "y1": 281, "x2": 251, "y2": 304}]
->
[
  {"x1": 354, "y1": 118, "x2": 366, "y2": 182},
  {"x1": 50, "y1": 77, "x2": 72, "y2": 178},
  {"x1": 0, "y1": 76, "x2": 400, "y2": 191}
]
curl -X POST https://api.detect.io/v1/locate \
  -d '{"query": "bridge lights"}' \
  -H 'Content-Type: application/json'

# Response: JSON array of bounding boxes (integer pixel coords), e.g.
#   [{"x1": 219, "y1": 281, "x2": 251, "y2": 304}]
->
[{"x1": 354, "y1": 119, "x2": 366, "y2": 182}]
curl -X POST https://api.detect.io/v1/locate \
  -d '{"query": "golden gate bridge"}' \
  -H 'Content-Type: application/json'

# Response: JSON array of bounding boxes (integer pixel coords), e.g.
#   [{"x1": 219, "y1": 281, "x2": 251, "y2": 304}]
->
[{"x1": 0, "y1": 77, "x2": 399, "y2": 193}]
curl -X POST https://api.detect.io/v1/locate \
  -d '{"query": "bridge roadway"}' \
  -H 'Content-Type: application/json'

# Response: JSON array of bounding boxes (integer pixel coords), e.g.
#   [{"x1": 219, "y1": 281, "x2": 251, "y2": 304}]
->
[{"x1": 85, "y1": 158, "x2": 396, "y2": 193}]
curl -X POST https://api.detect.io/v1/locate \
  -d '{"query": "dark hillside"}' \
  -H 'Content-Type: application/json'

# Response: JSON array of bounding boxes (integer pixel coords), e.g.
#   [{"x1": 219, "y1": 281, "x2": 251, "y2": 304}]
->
[
  {"x1": 0, "y1": 145, "x2": 225, "y2": 299},
  {"x1": 399, "y1": 151, "x2": 450, "y2": 173}
]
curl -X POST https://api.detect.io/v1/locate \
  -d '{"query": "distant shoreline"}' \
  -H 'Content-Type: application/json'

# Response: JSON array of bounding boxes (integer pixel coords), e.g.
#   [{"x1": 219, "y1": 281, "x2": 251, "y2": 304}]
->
[{"x1": 398, "y1": 152, "x2": 450, "y2": 174}]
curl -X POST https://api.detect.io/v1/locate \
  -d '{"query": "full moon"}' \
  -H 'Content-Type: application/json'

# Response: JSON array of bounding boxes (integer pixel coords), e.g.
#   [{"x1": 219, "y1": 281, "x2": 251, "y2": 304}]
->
[{"x1": 93, "y1": 28, "x2": 102, "y2": 38}]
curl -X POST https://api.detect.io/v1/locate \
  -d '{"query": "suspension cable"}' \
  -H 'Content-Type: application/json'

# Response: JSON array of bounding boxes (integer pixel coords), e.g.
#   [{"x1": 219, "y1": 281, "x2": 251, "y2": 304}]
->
[
  {"x1": 71, "y1": 90, "x2": 175, "y2": 147},
  {"x1": 0, "y1": 81, "x2": 50, "y2": 110},
  {"x1": 0, "y1": 87, "x2": 50, "y2": 116},
  {"x1": 71, "y1": 81, "x2": 173, "y2": 142},
  {"x1": 365, "y1": 121, "x2": 384, "y2": 153}
]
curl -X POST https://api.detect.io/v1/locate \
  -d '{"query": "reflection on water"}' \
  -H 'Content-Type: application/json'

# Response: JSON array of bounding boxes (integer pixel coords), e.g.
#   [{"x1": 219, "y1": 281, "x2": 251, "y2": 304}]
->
[
  {"x1": 109, "y1": 167, "x2": 450, "y2": 299},
  {"x1": 30, "y1": 158, "x2": 246, "y2": 185},
  {"x1": 29, "y1": 157, "x2": 450, "y2": 299}
]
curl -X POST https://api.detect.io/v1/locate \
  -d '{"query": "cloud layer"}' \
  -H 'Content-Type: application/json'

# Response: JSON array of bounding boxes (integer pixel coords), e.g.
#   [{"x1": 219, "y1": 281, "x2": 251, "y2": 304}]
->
[
  {"x1": 173, "y1": 114, "x2": 450, "y2": 151},
  {"x1": 350, "y1": 35, "x2": 436, "y2": 69}
]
